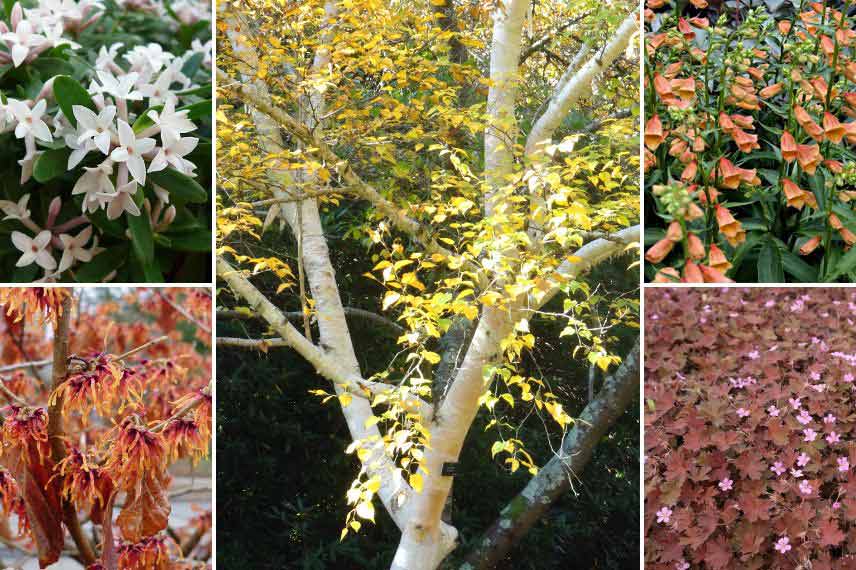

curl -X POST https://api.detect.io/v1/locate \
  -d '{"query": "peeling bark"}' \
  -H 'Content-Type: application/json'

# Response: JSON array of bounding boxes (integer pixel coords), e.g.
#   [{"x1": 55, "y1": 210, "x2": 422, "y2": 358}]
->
[{"x1": 461, "y1": 340, "x2": 640, "y2": 569}]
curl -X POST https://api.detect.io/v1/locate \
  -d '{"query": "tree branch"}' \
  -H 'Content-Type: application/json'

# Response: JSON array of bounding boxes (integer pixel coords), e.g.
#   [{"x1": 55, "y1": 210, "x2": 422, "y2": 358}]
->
[
  {"x1": 217, "y1": 307, "x2": 406, "y2": 335},
  {"x1": 518, "y1": 14, "x2": 589, "y2": 64},
  {"x1": 216, "y1": 70, "x2": 466, "y2": 271},
  {"x1": 158, "y1": 293, "x2": 211, "y2": 334},
  {"x1": 462, "y1": 340, "x2": 640, "y2": 569},
  {"x1": 216, "y1": 256, "x2": 416, "y2": 526},
  {"x1": 525, "y1": 13, "x2": 637, "y2": 155},
  {"x1": 47, "y1": 293, "x2": 97, "y2": 566}
]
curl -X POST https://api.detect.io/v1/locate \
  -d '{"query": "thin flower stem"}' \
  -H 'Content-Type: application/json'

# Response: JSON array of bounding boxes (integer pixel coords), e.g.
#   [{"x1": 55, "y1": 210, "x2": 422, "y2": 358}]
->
[
  {"x1": 157, "y1": 292, "x2": 211, "y2": 334},
  {"x1": 150, "y1": 382, "x2": 211, "y2": 433}
]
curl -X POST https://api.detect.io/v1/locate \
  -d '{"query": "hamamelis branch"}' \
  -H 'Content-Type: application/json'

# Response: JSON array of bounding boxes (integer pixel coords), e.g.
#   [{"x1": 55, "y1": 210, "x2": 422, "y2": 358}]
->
[
  {"x1": 150, "y1": 382, "x2": 212, "y2": 433},
  {"x1": 217, "y1": 307, "x2": 406, "y2": 334},
  {"x1": 115, "y1": 335, "x2": 169, "y2": 361},
  {"x1": 47, "y1": 293, "x2": 97, "y2": 567},
  {"x1": 157, "y1": 293, "x2": 211, "y2": 334}
]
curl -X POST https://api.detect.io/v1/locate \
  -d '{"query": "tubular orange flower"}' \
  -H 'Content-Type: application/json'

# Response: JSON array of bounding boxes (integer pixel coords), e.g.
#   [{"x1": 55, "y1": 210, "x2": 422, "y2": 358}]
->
[
  {"x1": 699, "y1": 264, "x2": 734, "y2": 283},
  {"x1": 665, "y1": 221, "x2": 683, "y2": 242},
  {"x1": 823, "y1": 113, "x2": 846, "y2": 144},
  {"x1": 795, "y1": 106, "x2": 825, "y2": 140},
  {"x1": 800, "y1": 235, "x2": 822, "y2": 255},
  {"x1": 682, "y1": 260, "x2": 704, "y2": 282},
  {"x1": 732, "y1": 127, "x2": 760, "y2": 152},
  {"x1": 730, "y1": 114, "x2": 754, "y2": 129},
  {"x1": 688, "y1": 17, "x2": 708, "y2": 28},
  {"x1": 782, "y1": 178, "x2": 817, "y2": 210},
  {"x1": 715, "y1": 205, "x2": 746, "y2": 246},
  {"x1": 645, "y1": 239, "x2": 676, "y2": 264},
  {"x1": 680, "y1": 161, "x2": 697, "y2": 182},
  {"x1": 708, "y1": 244, "x2": 732, "y2": 273},
  {"x1": 759, "y1": 83, "x2": 784, "y2": 98},
  {"x1": 840, "y1": 228, "x2": 856, "y2": 246},
  {"x1": 677, "y1": 18, "x2": 695, "y2": 41},
  {"x1": 687, "y1": 233, "x2": 705, "y2": 260},
  {"x1": 671, "y1": 77, "x2": 696, "y2": 101},
  {"x1": 645, "y1": 115, "x2": 665, "y2": 150},
  {"x1": 689, "y1": 0, "x2": 708, "y2": 8},
  {"x1": 781, "y1": 131, "x2": 798, "y2": 162},
  {"x1": 796, "y1": 144, "x2": 823, "y2": 174},
  {"x1": 718, "y1": 157, "x2": 742, "y2": 189},
  {"x1": 719, "y1": 112, "x2": 735, "y2": 133}
]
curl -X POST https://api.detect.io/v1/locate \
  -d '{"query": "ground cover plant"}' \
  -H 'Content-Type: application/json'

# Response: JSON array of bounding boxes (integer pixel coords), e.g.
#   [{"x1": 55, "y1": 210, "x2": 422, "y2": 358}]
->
[
  {"x1": 0, "y1": 287, "x2": 211, "y2": 569},
  {"x1": 0, "y1": 0, "x2": 212, "y2": 283},
  {"x1": 645, "y1": 287, "x2": 856, "y2": 569},
  {"x1": 643, "y1": 0, "x2": 856, "y2": 282}
]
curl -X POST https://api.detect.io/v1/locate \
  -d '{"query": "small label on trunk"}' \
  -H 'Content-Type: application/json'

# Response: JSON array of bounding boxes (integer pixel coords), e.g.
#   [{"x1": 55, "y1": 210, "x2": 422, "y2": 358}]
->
[{"x1": 442, "y1": 462, "x2": 458, "y2": 476}]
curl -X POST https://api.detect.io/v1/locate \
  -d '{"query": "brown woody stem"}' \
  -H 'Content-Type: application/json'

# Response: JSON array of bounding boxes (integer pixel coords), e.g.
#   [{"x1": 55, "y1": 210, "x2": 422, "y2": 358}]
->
[
  {"x1": 47, "y1": 293, "x2": 97, "y2": 566},
  {"x1": 115, "y1": 335, "x2": 169, "y2": 361}
]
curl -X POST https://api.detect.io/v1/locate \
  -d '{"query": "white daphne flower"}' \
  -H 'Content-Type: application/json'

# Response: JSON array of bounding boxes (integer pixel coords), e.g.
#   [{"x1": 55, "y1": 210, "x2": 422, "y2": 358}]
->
[
  {"x1": 147, "y1": 99, "x2": 194, "y2": 145},
  {"x1": 74, "y1": 104, "x2": 115, "y2": 155},
  {"x1": 96, "y1": 43, "x2": 123, "y2": 71},
  {"x1": 8, "y1": 98, "x2": 52, "y2": 143},
  {"x1": 64, "y1": 133, "x2": 95, "y2": 169},
  {"x1": 148, "y1": 136, "x2": 197, "y2": 174},
  {"x1": 0, "y1": 194, "x2": 30, "y2": 221},
  {"x1": 58, "y1": 225, "x2": 94, "y2": 272},
  {"x1": 11, "y1": 230, "x2": 56, "y2": 270},
  {"x1": 42, "y1": 21, "x2": 79, "y2": 49},
  {"x1": 109, "y1": 120, "x2": 155, "y2": 185},
  {"x1": 73, "y1": 160, "x2": 114, "y2": 213},
  {"x1": 126, "y1": 42, "x2": 173, "y2": 75},
  {"x1": 101, "y1": 180, "x2": 141, "y2": 220},
  {"x1": 2, "y1": 20, "x2": 45, "y2": 67},
  {"x1": 95, "y1": 70, "x2": 142, "y2": 100}
]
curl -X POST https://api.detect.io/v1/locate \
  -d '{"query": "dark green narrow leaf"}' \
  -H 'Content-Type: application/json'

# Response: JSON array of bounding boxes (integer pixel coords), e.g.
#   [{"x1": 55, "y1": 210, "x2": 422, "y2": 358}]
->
[
  {"x1": 126, "y1": 193, "x2": 154, "y2": 267},
  {"x1": 757, "y1": 239, "x2": 784, "y2": 283},
  {"x1": 165, "y1": 228, "x2": 212, "y2": 252}
]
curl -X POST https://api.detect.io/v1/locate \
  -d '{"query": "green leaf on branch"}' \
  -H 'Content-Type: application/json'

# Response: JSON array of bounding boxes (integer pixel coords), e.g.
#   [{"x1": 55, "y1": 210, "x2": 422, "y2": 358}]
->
[{"x1": 53, "y1": 76, "x2": 96, "y2": 127}]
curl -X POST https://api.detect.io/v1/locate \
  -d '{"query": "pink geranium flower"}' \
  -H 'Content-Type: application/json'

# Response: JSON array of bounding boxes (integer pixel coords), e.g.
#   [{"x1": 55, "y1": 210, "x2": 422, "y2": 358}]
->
[
  {"x1": 656, "y1": 506, "x2": 672, "y2": 524},
  {"x1": 775, "y1": 536, "x2": 791, "y2": 554},
  {"x1": 718, "y1": 478, "x2": 733, "y2": 491},
  {"x1": 838, "y1": 457, "x2": 850, "y2": 472},
  {"x1": 826, "y1": 431, "x2": 840, "y2": 444},
  {"x1": 804, "y1": 428, "x2": 817, "y2": 442}
]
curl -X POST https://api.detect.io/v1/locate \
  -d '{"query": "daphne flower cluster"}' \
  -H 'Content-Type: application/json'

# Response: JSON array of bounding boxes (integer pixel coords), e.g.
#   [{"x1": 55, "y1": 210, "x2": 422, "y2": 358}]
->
[{"x1": 0, "y1": 0, "x2": 211, "y2": 282}]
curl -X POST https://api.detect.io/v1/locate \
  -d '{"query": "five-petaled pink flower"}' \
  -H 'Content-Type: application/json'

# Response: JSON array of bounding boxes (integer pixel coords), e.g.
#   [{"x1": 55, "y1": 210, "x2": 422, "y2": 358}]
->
[
  {"x1": 797, "y1": 453, "x2": 810, "y2": 467},
  {"x1": 775, "y1": 536, "x2": 792, "y2": 554},
  {"x1": 796, "y1": 410, "x2": 813, "y2": 425},
  {"x1": 656, "y1": 506, "x2": 672, "y2": 524},
  {"x1": 675, "y1": 561, "x2": 689, "y2": 570},
  {"x1": 845, "y1": 373, "x2": 854, "y2": 383},
  {"x1": 737, "y1": 407, "x2": 750, "y2": 418},
  {"x1": 767, "y1": 405, "x2": 779, "y2": 417},
  {"x1": 826, "y1": 431, "x2": 840, "y2": 444},
  {"x1": 789, "y1": 397, "x2": 801, "y2": 409},
  {"x1": 838, "y1": 457, "x2": 850, "y2": 472},
  {"x1": 824, "y1": 413, "x2": 836, "y2": 424},
  {"x1": 771, "y1": 461, "x2": 786, "y2": 476},
  {"x1": 799, "y1": 480, "x2": 813, "y2": 495},
  {"x1": 790, "y1": 469, "x2": 803, "y2": 478},
  {"x1": 804, "y1": 428, "x2": 818, "y2": 442},
  {"x1": 718, "y1": 478, "x2": 733, "y2": 491},
  {"x1": 748, "y1": 350, "x2": 760, "y2": 360}
]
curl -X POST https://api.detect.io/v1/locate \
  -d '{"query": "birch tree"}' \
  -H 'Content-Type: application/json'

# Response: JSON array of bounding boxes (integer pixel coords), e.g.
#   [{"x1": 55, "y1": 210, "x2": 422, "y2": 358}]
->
[{"x1": 216, "y1": 0, "x2": 640, "y2": 567}]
